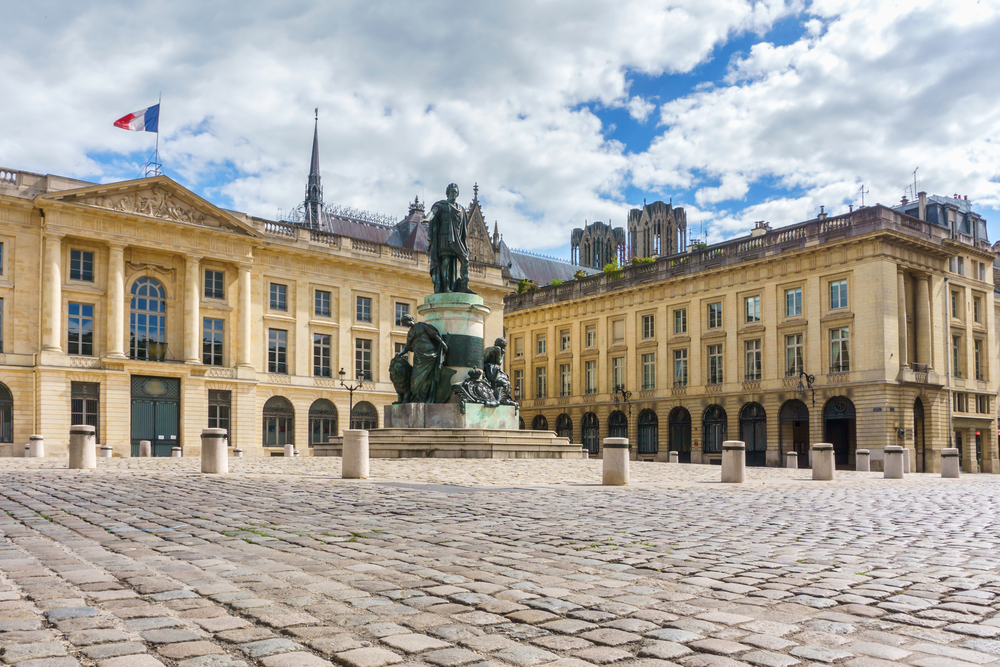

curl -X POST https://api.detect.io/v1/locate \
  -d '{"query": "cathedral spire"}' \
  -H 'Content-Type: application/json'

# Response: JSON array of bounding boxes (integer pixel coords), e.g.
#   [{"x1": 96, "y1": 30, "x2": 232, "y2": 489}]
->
[{"x1": 305, "y1": 108, "x2": 323, "y2": 228}]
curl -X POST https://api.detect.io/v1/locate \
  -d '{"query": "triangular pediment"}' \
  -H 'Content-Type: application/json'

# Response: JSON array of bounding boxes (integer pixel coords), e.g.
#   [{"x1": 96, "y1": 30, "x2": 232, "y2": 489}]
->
[
  {"x1": 38, "y1": 176, "x2": 262, "y2": 238},
  {"x1": 466, "y1": 199, "x2": 496, "y2": 265}
]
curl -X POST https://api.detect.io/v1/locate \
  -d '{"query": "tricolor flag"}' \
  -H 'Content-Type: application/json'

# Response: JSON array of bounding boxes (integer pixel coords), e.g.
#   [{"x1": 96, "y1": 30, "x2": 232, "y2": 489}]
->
[{"x1": 113, "y1": 104, "x2": 159, "y2": 132}]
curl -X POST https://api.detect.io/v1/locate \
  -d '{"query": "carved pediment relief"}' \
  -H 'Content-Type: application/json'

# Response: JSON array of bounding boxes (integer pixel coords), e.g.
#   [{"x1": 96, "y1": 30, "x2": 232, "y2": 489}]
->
[{"x1": 91, "y1": 187, "x2": 212, "y2": 226}]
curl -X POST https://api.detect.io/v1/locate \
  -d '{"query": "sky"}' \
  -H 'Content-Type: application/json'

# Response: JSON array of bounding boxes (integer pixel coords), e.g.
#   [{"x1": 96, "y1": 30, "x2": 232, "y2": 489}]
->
[{"x1": 2, "y1": 0, "x2": 999, "y2": 259}]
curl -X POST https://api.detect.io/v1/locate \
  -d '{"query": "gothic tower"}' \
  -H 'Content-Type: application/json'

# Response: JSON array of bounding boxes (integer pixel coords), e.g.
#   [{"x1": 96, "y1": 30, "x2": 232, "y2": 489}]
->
[{"x1": 304, "y1": 109, "x2": 323, "y2": 228}]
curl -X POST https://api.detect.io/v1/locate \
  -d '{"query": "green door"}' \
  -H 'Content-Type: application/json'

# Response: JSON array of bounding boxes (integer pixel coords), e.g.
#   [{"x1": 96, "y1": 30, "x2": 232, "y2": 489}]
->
[{"x1": 130, "y1": 376, "x2": 181, "y2": 456}]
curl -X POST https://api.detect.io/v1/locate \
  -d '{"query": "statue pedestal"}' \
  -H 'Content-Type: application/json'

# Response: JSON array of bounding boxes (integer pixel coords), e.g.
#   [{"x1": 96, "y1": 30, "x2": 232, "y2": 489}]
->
[
  {"x1": 418, "y1": 293, "x2": 490, "y2": 387},
  {"x1": 386, "y1": 403, "x2": 519, "y2": 430}
]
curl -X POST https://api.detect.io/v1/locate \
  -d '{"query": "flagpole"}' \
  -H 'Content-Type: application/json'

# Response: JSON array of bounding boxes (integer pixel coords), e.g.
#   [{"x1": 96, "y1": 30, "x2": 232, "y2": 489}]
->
[{"x1": 153, "y1": 92, "x2": 161, "y2": 176}]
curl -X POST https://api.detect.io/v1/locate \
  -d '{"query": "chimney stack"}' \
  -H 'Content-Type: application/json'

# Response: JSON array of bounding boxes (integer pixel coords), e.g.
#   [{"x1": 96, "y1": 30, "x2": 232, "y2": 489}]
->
[{"x1": 918, "y1": 191, "x2": 926, "y2": 221}]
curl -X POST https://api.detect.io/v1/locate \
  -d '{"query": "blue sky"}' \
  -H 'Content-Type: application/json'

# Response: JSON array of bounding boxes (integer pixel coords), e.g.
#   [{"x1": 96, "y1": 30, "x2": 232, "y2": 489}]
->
[{"x1": 2, "y1": 0, "x2": 999, "y2": 259}]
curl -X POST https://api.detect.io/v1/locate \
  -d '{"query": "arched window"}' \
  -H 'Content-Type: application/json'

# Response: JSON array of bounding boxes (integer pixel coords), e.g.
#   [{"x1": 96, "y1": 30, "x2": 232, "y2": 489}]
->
[
  {"x1": 130, "y1": 277, "x2": 166, "y2": 360},
  {"x1": 703, "y1": 405, "x2": 727, "y2": 453},
  {"x1": 263, "y1": 396, "x2": 294, "y2": 447},
  {"x1": 638, "y1": 409, "x2": 658, "y2": 455},
  {"x1": 0, "y1": 382, "x2": 12, "y2": 443},
  {"x1": 351, "y1": 401, "x2": 378, "y2": 430},
  {"x1": 556, "y1": 414, "x2": 572, "y2": 439},
  {"x1": 582, "y1": 412, "x2": 599, "y2": 454},
  {"x1": 532, "y1": 414, "x2": 549, "y2": 431},
  {"x1": 739, "y1": 402, "x2": 767, "y2": 466},
  {"x1": 309, "y1": 399, "x2": 338, "y2": 446},
  {"x1": 608, "y1": 410, "x2": 627, "y2": 438},
  {"x1": 669, "y1": 407, "x2": 691, "y2": 462}
]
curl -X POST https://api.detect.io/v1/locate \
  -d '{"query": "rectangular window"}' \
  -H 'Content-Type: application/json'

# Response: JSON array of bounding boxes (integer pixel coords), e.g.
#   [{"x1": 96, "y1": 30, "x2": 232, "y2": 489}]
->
[
  {"x1": 355, "y1": 338, "x2": 372, "y2": 380},
  {"x1": 514, "y1": 337, "x2": 524, "y2": 357},
  {"x1": 830, "y1": 328, "x2": 850, "y2": 372},
  {"x1": 356, "y1": 296, "x2": 372, "y2": 322},
  {"x1": 313, "y1": 333, "x2": 332, "y2": 377},
  {"x1": 560, "y1": 330, "x2": 571, "y2": 351},
  {"x1": 978, "y1": 394, "x2": 990, "y2": 414},
  {"x1": 958, "y1": 256, "x2": 965, "y2": 276},
  {"x1": 536, "y1": 335, "x2": 546, "y2": 355},
  {"x1": 952, "y1": 291, "x2": 960, "y2": 319},
  {"x1": 673, "y1": 349, "x2": 688, "y2": 387},
  {"x1": 67, "y1": 302, "x2": 94, "y2": 356},
  {"x1": 69, "y1": 249, "x2": 94, "y2": 282},
  {"x1": 745, "y1": 296, "x2": 761, "y2": 324},
  {"x1": 202, "y1": 318, "x2": 224, "y2": 366},
  {"x1": 0, "y1": 242, "x2": 4, "y2": 275},
  {"x1": 642, "y1": 352, "x2": 656, "y2": 390},
  {"x1": 204, "y1": 270, "x2": 225, "y2": 300},
  {"x1": 708, "y1": 302, "x2": 723, "y2": 329},
  {"x1": 785, "y1": 288, "x2": 802, "y2": 317},
  {"x1": 974, "y1": 296, "x2": 982, "y2": 324},
  {"x1": 585, "y1": 360, "x2": 597, "y2": 394},
  {"x1": 642, "y1": 314, "x2": 655, "y2": 339},
  {"x1": 979, "y1": 262, "x2": 986, "y2": 282},
  {"x1": 560, "y1": 363, "x2": 572, "y2": 396},
  {"x1": 535, "y1": 366, "x2": 547, "y2": 398},
  {"x1": 586, "y1": 325, "x2": 597, "y2": 347},
  {"x1": 707, "y1": 344, "x2": 723, "y2": 384},
  {"x1": 954, "y1": 392, "x2": 967, "y2": 413},
  {"x1": 394, "y1": 341, "x2": 406, "y2": 356},
  {"x1": 514, "y1": 369, "x2": 524, "y2": 399},
  {"x1": 830, "y1": 279, "x2": 848, "y2": 309},
  {"x1": 315, "y1": 290, "x2": 331, "y2": 317},
  {"x1": 953, "y1": 335, "x2": 962, "y2": 377},
  {"x1": 975, "y1": 339, "x2": 983, "y2": 380},
  {"x1": 745, "y1": 339, "x2": 762, "y2": 381},
  {"x1": 674, "y1": 309, "x2": 687, "y2": 334},
  {"x1": 267, "y1": 329, "x2": 287, "y2": 374},
  {"x1": 612, "y1": 320, "x2": 625, "y2": 344},
  {"x1": 785, "y1": 334, "x2": 803, "y2": 377},
  {"x1": 269, "y1": 283, "x2": 287, "y2": 311},
  {"x1": 208, "y1": 390, "x2": 231, "y2": 443},
  {"x1": 394, "y1": 302, "x2": 409, "y2": 326},
  {"x1": 612, "y1": 356, "x2": 625, "y2": 391}
]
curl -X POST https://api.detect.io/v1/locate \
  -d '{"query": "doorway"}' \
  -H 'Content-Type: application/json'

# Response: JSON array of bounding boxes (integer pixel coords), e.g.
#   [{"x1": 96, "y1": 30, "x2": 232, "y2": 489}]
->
[
  {"x1": 913, "y1": 398, "x2": 925, "y2": 472},
  {"x1": 779, "y1": 399, "x2": 810, "y2": 468},
  {"x1": 823, "y1": 396, "x2": 856, "y2": 468},
  {"x1": 131, "y1": 376, "x2": 180, "y2": 456},
  {"x1": 669, "y1": 407, "x2": 692, "y2": 463}
]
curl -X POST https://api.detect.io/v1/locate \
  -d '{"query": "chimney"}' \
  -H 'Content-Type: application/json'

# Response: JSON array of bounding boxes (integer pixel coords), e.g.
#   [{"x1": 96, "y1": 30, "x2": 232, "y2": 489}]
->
[
  {"x1": 901, "y1": 196, "x2": 909, "y2": 205},
  {"x1": 918, "y1": 191, "x2": 926, "y2": 221},
  {"x1": 817, "y1": 206, "x2": 827, "y2": 220}
]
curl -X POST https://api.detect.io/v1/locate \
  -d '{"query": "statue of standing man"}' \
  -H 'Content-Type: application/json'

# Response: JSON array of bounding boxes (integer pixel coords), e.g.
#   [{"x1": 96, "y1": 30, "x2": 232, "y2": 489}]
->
[{"x1": 425, "y1": 183, "x2": 475, "y2": 294}]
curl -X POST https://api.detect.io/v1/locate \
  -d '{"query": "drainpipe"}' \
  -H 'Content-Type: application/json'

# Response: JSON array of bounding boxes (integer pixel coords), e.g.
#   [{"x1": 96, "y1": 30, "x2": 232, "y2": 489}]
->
[{"x1": 944, "y1": 276, "x2": 953, "y2": 451}]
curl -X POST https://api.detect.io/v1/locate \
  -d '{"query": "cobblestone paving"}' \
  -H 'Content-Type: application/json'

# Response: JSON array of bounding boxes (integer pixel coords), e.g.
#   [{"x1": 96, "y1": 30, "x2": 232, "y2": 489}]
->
[{"x1": 0, "y1": 459, "x2": 996, "y2": 667}]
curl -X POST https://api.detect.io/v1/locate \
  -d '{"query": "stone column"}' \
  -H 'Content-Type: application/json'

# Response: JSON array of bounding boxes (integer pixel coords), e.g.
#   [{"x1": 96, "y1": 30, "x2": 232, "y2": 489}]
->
[
  {"x1": 915, "y1": 275, "x2": 931, "y2": 367},
  {"x1": 201, "y1": 428, "x2": 228, "y2": 474},
  {"x1": 69, "y1": 425, "x2": 96, "y2": 469},
  {"x1": 602, "y1": 437, "x2": 629, "y2": 485},
  {"x1": 107, "y1": 243, "x2": 127, "y2": 359},
  {"x1": 343, "y1": 429, "x2": 370, "y2": 479},
  {"x1": 237, "y1": 264, "x2": 253, "y2": 367},
  {"x1": 41, "y1": 234, "x2": 64, "y2": 352},
  {"x1": 184, "y1": 256, "x2": 202, "y2": 363},
  {"x1": 897, "y1": 271, "x2": 908, "y2": 369},
  {"x1": 721, "y1": 441, "x2": 745, "y2": 483}
]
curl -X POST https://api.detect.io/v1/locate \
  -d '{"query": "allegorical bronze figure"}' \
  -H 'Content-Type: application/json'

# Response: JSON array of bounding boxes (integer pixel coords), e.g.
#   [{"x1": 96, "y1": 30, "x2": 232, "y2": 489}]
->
[
  {"x1": 425, "y1": 183, "x2": 475, "y2": 294},
  {"x1": 483, "y1": 337, "x2": 516, "y2": 405},
  {"x1": 395, "y1": 314, "x2": 448, "y2": 403}
]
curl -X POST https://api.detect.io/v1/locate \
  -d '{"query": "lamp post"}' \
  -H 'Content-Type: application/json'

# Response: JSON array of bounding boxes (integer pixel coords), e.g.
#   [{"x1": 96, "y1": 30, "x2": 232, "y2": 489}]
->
[
  {"x1": 796, "y1": 369, "x2": 816, "y2": 408},
  {"x1": 613, "y1": 386, "x2": 632, "y2": 416},
  {"x1": 339, "y1": 367, "x2": 364, "y2": 430}
]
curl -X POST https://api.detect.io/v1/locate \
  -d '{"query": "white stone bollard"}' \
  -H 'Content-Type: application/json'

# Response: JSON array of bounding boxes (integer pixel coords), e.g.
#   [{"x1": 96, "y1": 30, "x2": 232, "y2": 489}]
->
[
  {"x1": 785, "y1": 451, "x2": 797, "y2": 469},
  {"x1": 69, "y1": 425, "x2": 97, "y2": 470},
  {"x1": 139, "y1": 440, "x2": 151, "y2": 457},
  {"x1": 856, "y1": 449, "x2": 870, "y2": 471},
  {"x1": 293, "y1": 449, "x2": 300, "y2": 457},
  {"x1": 721, "y1": 441, "x2": 746, "y2": 483},
  {"x1": 581, "y1": 448, "x2": 589, "y2": 460},
  {"x1": 884, "y1": 445, "x2": 905, "y2": 479},
  {"x1": 28, "y1": 435, "x2": 44, "y2": 458},
  {"x1": 201, "y1": 428, "x2": 228, "y2": 474},
  {"x1": 284, "y1": 444, "x2": 295, "y2": 457},
  {"x1": 171, "y1": 446, "x2": 182, "y2": 458},
  {"x1": 100, "y1": 446, "x2": 112, "y2": 458},
  {"x1": 941, "y1": 448, "x2": 960, "y2": 478},
  {"x1": 602, "y1": 437, "x2": 629, "y2": 485},
  {"x1": 23, "y1": 444, "x2": 29, "y2": 457},
  {"x1": 669, "y1": 451, "x2": 679, "y2": 464},
  {"x1": 232, "y1": 448, "x2": 244, "y2": 458},
  {"x1": 342, "y1": 430, "x2": 370, "y2": 479},
  {"x1": 903, "y1": 448, "x2": 911, "y2": 473},
  {"x1": 812, "y1": 443, "x2": 835, "y2": 481}
]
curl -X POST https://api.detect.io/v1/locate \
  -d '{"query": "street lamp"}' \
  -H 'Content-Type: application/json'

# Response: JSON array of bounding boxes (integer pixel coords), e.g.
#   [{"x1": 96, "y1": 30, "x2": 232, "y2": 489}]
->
[
  {"x1": 613, "y1": 386, "x2": 632, "y2": 416},
  {"x1": 339, "y1": 367, "x2": 364, "y2": 430},
  {"x1": 796, "y1": 369, "x2": 816, "y2": 408}
]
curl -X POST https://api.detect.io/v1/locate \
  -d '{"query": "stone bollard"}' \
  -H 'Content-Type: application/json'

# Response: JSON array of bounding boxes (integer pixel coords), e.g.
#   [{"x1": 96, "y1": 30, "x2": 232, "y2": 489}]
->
[
  {"x1": 284, "y1": 444, "x2": 295, "y2": 457},
  {"x1": 602, "y1": 437, "x2": 629, "y2": 485},
  {"x1": 68, "y1": 425, "x2": 97, "y2": 470},
  {"x1": 171, "y1": 446, "x2": 182, "y2": 458},
  {"x1": 342, "y1": 430, "x2": 370, "y2": 479},
  {"x1": 812, "y1": 443, "x2": 835, "y2": 481},
  {"x1": 721, "y1": 441, "x2": 746, "y2": 483},
  {"x1": 785, "y1": 451, "x2": 797, "y2": 469},
  {"x1": 100, "y1": 446, "x2": 112, "y2": 458},
  {"x1": 28, "y1": 435, "x2": 44, "y2": 458},
  {"x1": 856, "y1": 449, "x2": 870, "y2": 472},
  {"x1": 139, "y1": 440, "x2": 151, "y2": 457},
  {"x1": 580, "y1": 448, "x2": 589, "y2": 460},
  {"x1": 903, "y1": 448, "x2": 911, "y2": 473},
  {"x1": 23, "y1": 444, "x2": 29, "y2": 457},
  {"x1": 293, "y1": 449, "x2": 300, "y2": 457},
  {"x1": 233, "y1": 448, "x2": 244, "y2": 458},
  {"x1": 201, "y1": 428, "x2": 228, "y2": 474},
  {"x1": 884, "y1": 445, "x2": 905, "y2": 479},
  {"x1": 941, "y1": 448, "x2": 960, "y2": 478},
  {"x1": 669, "y1": 451, "x2": 679, "y2": 464}
]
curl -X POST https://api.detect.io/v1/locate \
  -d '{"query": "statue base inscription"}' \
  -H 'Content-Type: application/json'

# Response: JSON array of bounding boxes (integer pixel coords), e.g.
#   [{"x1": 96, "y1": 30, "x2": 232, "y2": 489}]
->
[{"x1": 385, "y1": 403, "x2": 519, "y2": 430}]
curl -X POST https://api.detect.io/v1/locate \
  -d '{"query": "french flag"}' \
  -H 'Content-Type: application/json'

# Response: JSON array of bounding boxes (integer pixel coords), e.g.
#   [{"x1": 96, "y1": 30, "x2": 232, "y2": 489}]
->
[{"x1": 114, "y1": 104, "x2": 159, "y2": 132}]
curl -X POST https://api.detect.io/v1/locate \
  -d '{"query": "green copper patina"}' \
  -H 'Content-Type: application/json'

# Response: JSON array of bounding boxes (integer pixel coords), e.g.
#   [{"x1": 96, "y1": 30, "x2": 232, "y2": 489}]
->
[{"x1": 425, "y1": 183, "x2": 475, "y2": 295}]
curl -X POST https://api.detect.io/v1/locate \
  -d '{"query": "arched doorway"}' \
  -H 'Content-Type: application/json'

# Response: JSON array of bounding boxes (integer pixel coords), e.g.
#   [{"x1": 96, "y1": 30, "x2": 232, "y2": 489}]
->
[
  {"x1": 914, "y1": 398, "x2": 926, "y2": 472},
  {"x1": 556, "y1": 414, "x2": 572, "y2": 439},
  {"x1": 582, "y1": 412, "x2": 598, "y2": 455},
  {"x1": 779, "y1": 399, "x2": 810, "y2": 468},
  {"x1": 703, "y1": 405, "x2": 727, "y2": 458},
  {"x1": 519, "y1": 417, "x2": 525, "y2": 430},
  {"x1": 823, "y1": 396, "x2": 856, "y2": 468},
  {"x1": 351, "y1": 401, "x2": 378, "y2": 430},
  {"x1": 740, "y1": 403, "x2": 767, "y2": 467},
  {"x1": 669, "y1": 407, "x2": 691, "y2": 463},
  {"x1": 532, "y1": 414, "x2": 549, "y2": 431},
  {"x1": 637, "y1": 410, "x2": 658, "y2": 455},
  {"x1": 608, "y1": 411, "x2": 627, "y2": 439},
  {"x1": 0, "y1": 382, "x2": 12, "y2": 444},
  {"x1": 263, "y1": 396, "x2": 294, "y2": 448},
  {"x1": 309, "y1": 399, "x2": 337, "y2": 446}
]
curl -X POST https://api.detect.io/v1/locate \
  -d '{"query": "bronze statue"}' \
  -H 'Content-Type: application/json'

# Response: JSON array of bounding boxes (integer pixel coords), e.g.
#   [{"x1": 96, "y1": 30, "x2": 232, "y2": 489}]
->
[
  {"x1": 395, "y1": 314, "x2": 448, "y2": 403},
  {"x1": 483, "y1": 337, "x2": 516, "y2": 405},
  {"x1": 453, "y1": 367, "x2": 500, "y2": 407},
  {"x1": 425, "y1": 183, "x2": 475, "y2": 294},
  {"x1": 389, "y1": 354, "x2": 412, "y2": 404}
]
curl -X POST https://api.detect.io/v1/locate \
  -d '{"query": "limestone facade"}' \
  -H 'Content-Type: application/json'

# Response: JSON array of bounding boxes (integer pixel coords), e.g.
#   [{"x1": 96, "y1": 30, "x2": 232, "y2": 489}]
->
[{"x1": 506, "y1": 204, "x2": 999, "y2": 473}]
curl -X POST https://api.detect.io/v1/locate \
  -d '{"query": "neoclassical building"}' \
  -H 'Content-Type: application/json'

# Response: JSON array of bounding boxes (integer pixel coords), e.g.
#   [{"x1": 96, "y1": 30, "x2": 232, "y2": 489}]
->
[{"x1": 507, "y1": 196, "x2": 998, "y2": 473}]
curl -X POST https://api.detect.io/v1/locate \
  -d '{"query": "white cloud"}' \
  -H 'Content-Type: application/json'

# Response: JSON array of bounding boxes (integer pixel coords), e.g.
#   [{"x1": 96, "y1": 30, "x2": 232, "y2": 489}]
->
[{"x1": 627, "y1": 97, "x2": 656, "y2": 122}]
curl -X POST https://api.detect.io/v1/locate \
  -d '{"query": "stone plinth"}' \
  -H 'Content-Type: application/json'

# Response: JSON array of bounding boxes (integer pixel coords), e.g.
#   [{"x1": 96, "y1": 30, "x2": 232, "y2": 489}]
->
[
  {"x1": 721, "y1": 441, "x2": 745, "y2": 483},
  {"x1": 385, "y1": 403, "x2": 518, "y2": 430},
  {"x1": 602, "y1": 438, "x2": 629, "y2": 485},
  {"x1": 316, "y1": 429, "x2": 584, "y2": 459},
  {"x1": 418, "y1": 293, "x2": 491, "y2": 387},
  {"x1": 812, "y1": 443, "x2": 835, "y2": 480}
]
